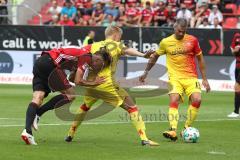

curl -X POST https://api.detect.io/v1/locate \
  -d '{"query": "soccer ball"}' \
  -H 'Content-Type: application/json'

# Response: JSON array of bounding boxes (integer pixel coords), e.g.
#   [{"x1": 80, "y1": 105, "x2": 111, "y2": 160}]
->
[{"x1": 182, "y1": 127, "x2": 200, "y2": 143}]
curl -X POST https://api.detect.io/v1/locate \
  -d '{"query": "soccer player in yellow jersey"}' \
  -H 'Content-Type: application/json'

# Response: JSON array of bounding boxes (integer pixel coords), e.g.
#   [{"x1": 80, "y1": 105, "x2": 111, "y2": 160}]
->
[
  {"x1": 139, "y1": 18, "x2": 211, "y2": 141},
  {"x1": 65, "y1": 25, "x2": 159, "y2": 146}
]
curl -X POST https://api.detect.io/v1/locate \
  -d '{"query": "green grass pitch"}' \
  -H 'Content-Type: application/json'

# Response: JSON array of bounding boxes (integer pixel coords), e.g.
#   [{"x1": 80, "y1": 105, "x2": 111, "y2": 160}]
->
[{"x1": 0, "y1": 84, "x2": 240, "y2": 160}]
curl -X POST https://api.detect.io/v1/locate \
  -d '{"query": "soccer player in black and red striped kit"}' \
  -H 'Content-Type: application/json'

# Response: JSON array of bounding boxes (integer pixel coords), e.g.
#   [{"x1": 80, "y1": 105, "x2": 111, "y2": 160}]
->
[
  {"x1": 228, "y1": 33, "x2": 240, "y2": 118},
  {"x1": 21, "y1": 46, "x2": 111, "y2": 145}
]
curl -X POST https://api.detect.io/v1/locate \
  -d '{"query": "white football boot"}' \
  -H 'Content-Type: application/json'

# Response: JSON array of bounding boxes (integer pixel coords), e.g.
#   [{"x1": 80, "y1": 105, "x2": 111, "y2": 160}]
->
[
  {"x1": 227, "y1": 112, "x2": 240, "y2": 118},
  {"x1": 21, "y1": 129, "x2": 37, "y2": 145}
]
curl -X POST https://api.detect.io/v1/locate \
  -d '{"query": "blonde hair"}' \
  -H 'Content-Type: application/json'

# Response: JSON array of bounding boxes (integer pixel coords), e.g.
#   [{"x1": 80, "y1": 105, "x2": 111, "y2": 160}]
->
[{"x1": 104, "y1": 25, "x2": 123, "y2": 38}]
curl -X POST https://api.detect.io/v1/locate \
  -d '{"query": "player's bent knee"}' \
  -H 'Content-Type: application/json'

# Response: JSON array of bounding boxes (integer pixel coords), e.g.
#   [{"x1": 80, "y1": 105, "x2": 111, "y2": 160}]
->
[
  {"x1": 191, "y1": 99, "x2": 201, "y2": 108},
  {"x1": 32, "y1": 93, "x2": 45, "y2": 106},
  {"x1": 169, "y1": 101, "x2": 179, "y2": 109}
]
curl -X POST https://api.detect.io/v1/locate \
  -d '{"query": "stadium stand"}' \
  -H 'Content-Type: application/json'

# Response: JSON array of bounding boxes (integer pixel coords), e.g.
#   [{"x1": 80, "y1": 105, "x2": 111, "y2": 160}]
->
[{"x1": 2, "y1": 0, "x2": 236, "y2": 29}]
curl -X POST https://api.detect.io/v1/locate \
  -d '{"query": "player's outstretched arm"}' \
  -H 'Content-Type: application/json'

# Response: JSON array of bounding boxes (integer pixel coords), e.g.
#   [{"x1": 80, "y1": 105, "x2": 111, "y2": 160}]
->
[
  {"x1": 74, "y1": 68, "x2": 105, "y2": 86},
  {"x1": 197, "y1": 54, "x2": 211, "y2": 92},
  {"x1": 123, "y1": 48, "x2": 153, "y2": 58},
  {"x1": 139, "y1": 53, "x2": 160, "y2": 83}
]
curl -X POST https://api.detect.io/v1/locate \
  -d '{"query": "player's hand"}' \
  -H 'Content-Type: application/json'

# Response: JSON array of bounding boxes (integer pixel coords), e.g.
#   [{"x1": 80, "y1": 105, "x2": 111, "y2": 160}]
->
[
  {"x1": 235, "y1": 83, "x2": 240, "y2": 92},
  {"x1": 139, "y1": 71, "x2": 148, "y2": 83},
  {"x1": 94, "y1": 76, "x2": 106, "y2": 85},
  {"x1": 143, "y1": 50, "x2": 155, "y2": 59},
  {"x1": 202, "y1": 79, "x2": 210, "y2": 93}
]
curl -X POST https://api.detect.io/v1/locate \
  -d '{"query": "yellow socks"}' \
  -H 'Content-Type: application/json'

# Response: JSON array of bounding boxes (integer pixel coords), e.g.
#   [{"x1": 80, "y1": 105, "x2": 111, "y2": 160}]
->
[
  {"x1": 68, "y1": 104, "x2": 90, "y2": 137},
  {"x1": 185, "y1": 103, "x2": 200, "y2": 128},
  {"x1": 168, "y1": 108, "x2": 179, "y2": 130},
  {"x1": 128, "y1": 107, "x2": 148, "y2": 141}
]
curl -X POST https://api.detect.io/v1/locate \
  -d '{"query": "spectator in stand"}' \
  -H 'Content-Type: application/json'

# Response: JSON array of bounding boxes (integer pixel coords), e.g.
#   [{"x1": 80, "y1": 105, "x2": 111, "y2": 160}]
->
[
  {"x1": 198, "y1": 17, "x2": 211, "y2": 28},
  {"x1": 91, "y1": 2, "x2": 104, "y2": 26},
  {"x1": 102, "y1": 14, "x2": 117, "y2": 26},
  {"x1": 176, "y1": 3, "x2": 192, "y2": 24},
  {"x1": 117, "y1": 4, "x2": 127, "y2": 26},
  {"x1": 0, "y1": 0, "x2": 8, "y2": 24},
  {"x1": 210, "y1": 17, "x2": 222, "y2": 29},
  {"x1": 125, "y1": 0, "x2": 141, "y2": 7},
  {"x1": 122, "y1": 16, "x2": 139, "y2": 27},
  {"x1": 59, "y1": 14, "x2": 75, "y2": 26},
  {"x1": 141, "y1": 0, "x2": 155, "y2": 6},
  {"x1": 47, "y1": 0, "x2": 62, "y2": 19},
  {"x1": 61, "y1": 0, "x2": 77, "y2": 21},
  {"x1": 125, "y1": 2, "x2": 141, "y2": 26},
  {"x1": 180, "y1": 0, "x2": 196, "y2": 10},
  {"x1": 139, "y1": 1, "x2": 154, "y2": 26},
  {"x1": 153, "y1": 1, "x2": 168, "y2": 26},
  {"x1": 208, "y1": 0, "x2": 220, "y2": 4},
  {"x1": 190, "y1": 2, "x2": 210, "y2": 28},
  {"x1": 166, "y1": 1, "x2": 177, "y2": 18},
  {"x1": 76, "y1": 17, "x2": 88, "y2": 26},
  {"x1": 75, "y1": 0, "x2": 93, "y2": 16},
  {"x1": 166, "y1": 0, "x2": 179, "y2": 8},
  {"x1": 103, "y1": 1, "x2": 119, "y2": 21},
  {"x1": 49, "y1": 15, "x2": 60, "y2": 26},
  {"x1": 74, "y1": 9, "x2": 83, "y2": 24},
  {"x1": 208, "y1": 5, "x2": 222, "y2": 25}
]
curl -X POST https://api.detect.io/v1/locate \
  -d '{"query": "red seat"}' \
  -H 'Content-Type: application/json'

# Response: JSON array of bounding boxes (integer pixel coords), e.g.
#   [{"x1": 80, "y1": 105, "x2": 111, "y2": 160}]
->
[
  {"x1": 225, "y1": 3, "x2": 237, "y2": 14},
  {"x1": 223, "y1": 17, "x2": 238, "y2": 29}
]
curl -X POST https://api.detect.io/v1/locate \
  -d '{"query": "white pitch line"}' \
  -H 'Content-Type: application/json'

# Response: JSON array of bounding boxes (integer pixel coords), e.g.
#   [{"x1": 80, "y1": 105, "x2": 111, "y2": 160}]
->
[
  {"x1": 0, "y1": 118, "x2": 239, "y2": 127},
  {"x1": 207, "y1": 151, "x2": 226, "y2": 155}
]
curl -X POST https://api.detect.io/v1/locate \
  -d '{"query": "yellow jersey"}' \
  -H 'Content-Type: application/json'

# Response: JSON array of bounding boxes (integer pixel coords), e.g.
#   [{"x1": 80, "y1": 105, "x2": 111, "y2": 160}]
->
[
  {"x1": 88, "y1": 38, "x2": 125, "y2": 88},
  {"x1": 156, "y1": 34, "x2": 202, "y2": 79}
]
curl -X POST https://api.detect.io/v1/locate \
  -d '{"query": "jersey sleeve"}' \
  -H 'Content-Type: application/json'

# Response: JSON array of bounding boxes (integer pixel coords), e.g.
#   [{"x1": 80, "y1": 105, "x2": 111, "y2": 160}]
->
[
  {"x1": 193, "y1": 38, "x2": 202, "y2": 56},
  {"x1": 60, "y1": 45, "x2": 92, "y2": 57},
  {"x1": 118, "y1": 42, "x2": 127, "y2": 55},
  {"x1": 77, "y1": 54, "x2": 92, "y2": 70},
  {"x1": 156, "y1": 39, "x2": 166, "y2": 56}
]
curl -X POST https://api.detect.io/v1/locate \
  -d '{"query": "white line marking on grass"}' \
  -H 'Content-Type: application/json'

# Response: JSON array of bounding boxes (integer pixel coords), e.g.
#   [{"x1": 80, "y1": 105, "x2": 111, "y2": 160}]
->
[
  {"x1": 0, "y1": 118, "x2": 24, "y2": 120},
  {"x1": 207, "y1": 151, "x2": 226, "y2": 155},
  {"x1": 0, "y1": 118, "x2": 239, "y2": 127}
]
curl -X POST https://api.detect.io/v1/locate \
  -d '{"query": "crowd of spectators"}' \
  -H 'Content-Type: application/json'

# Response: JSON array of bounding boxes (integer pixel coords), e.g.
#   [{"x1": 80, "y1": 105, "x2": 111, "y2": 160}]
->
[{"x1": 45, "y1": 0, "x2": 239, "y2": 28}]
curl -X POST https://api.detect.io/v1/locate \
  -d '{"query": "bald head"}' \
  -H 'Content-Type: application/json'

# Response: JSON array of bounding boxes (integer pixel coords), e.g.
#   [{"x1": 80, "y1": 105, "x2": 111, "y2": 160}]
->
[{"x1": 174, "y1": 18, "x2": 188, "y2": 40}]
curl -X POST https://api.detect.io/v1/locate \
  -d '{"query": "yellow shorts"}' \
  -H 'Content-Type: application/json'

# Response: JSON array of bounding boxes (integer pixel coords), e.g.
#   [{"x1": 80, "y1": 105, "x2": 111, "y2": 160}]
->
[
  {"x1": 83, "y1": 82, "x2": 129, "y2": 108},
  {"x1": 168, "y1": 78, "x2": 201, "y2": 101}
]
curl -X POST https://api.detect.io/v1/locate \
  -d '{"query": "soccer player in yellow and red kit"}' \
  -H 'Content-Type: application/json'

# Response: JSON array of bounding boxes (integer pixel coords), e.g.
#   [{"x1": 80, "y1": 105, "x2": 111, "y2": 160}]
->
[
  {"x1": 65, "y1": 25, "x2": 159, "y2": 146},
  {"x1": 139, "y1": 18, "x2": 211, "y2": 141}
]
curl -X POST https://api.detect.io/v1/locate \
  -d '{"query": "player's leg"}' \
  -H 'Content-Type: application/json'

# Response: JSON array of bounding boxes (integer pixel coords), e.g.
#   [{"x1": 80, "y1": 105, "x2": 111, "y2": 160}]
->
[
  {"x1": 21, "y1": 90, "x2": 45, "y2": 145},
  {"x1": 21, "y1": 54, "x2": 54, "y2": 145},
  {"x1": 163, "y1": 93, "x2": 181, "y2": 141},
  {"x1": 184, "y1": 79, "x2": 202, "y2": 128},
  {"x1": 33, "y1": 87, "x2": 76, "y2": 131},
  {"x1": 120, "y1": 92, "x2": 159, "y2": 146},
  {"x1": 36, "y1": 87, "x2": 75, "y2": 117},
  {"x1": 163, "y1": 79, "x2": 183, "y2": 141},
  {"x1": 65, "y1": 95, "x2": 97, "y2": 142},
  {"x1": 185, "y1": 92, "x2": 201, "y2": 128},
  {"x1": 233, "y1": 83, "x2": 240, "y2": 115},
  {"x1": 36, "y1": 67, "x2": 75, "y2": 117},
  {"x1": 228, "y1": 69, "x2": 240, "y2": 117}
]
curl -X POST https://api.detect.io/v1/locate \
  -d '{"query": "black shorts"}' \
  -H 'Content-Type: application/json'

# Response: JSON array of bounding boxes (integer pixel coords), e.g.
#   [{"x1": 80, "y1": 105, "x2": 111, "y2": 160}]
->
[
  {"x1": 32, "y1": 54, "x2": 71, "y2": 97},
  {"x1": 235, "y1": 68, "x2": 240, "y2": 84}
]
